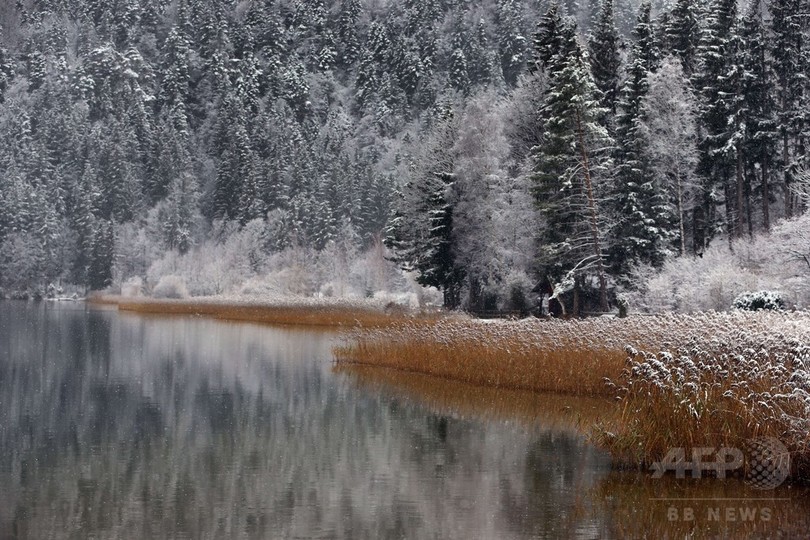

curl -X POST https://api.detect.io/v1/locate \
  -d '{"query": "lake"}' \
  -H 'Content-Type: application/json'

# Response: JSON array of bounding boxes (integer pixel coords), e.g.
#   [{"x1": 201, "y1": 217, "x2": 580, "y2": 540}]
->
[{"x1": 1, "y1": 302, "x2": 807, "y2": 539}]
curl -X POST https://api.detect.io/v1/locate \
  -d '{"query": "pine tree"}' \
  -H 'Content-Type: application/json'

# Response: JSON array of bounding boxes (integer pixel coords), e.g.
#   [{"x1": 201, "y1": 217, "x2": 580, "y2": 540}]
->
[
  {"x1": 386, "y1": 114, "x2": 465, "y2": 309},
  {"x1": 337, "y1": 0, "x2": 362, "y2": 67},
  {"x1": 159, "y1": 26, "x2": 192, "y2": 124},
  {"x1": 588, "y1": 0, "x2": 621, "y2": 114},
  {"x1": 467, "y1": 19, "x2": 495, "y2": 86},
  {"x1": 770, "y1": 0, "x2": 807, "y2": 218},
  {"x1": 610, "y1": 2, "x2": 673, "y2": 276},
  {"x1": 694, "y1": 0, "x2": 743, "y2": 246},
  {"x1": 0, "y1": 29, "x2": 15, "y2": 102},
  {"x1": 213, "y1": 95, "x2": 252, "y2": 221},
  {"x1": 534, "y1": 3, "x2": 572, "y2": 75},
  {"x1": 665, "y1": 0, "x2": 702, "y2": 75},
  {"x1": 88, "y1": 218, "x2": 114, "y2": 290},
  {"x1": 532, "y1": 17, "x2": 612, "y2": 313},
  {"x1": 496, "y1": 0, "x2": 528, "y2": 86},
  {"x1": 355, "y1": 22, "x2": 391, "y2": 109},
  {"x1": 159, "y1": 172, "x2": 200, "y2": 254},
  {"x1": 448, "y1": 45, "x2": 470, "y2": 94},
  {"x1": 740, "y1": 0, "x2": 778, "y2": 231}
]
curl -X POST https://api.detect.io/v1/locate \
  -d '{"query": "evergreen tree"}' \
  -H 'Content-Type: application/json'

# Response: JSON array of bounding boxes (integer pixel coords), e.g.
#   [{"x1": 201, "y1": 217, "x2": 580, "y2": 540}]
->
[
  {"x1": 355, "y1": 22, "x2": 391, "y2": 109},
  {"x1": 694, "y1": 0, "x2": 743, "y2": 245},
  {"x1": 610, "y1": 2, "x2": 673, "y2": 276},
  {"x1": 534, "y1": 3, "x2": 571, "y2": 75},
  {"x1": 740, "y1": 0, "x2": 778, "y2": 231},
  {"x1": 467, "y1": 19, "x2": 495, "y2": 86},
  {"x1": 386, "y1": 114, "x2": 465, "y2": 309},
  {"x1": 588, "y1": 0, "x2": 621, "y2": 114},
  {"x1": 212, "y1": 94, "x2": 252, "y2": 221},
  {"x1": 159, "y1": 26, "x2": 192, "y2": 124},
  {"x1": 0, "y1": 29, "x2": 15, "y2": 102},
  {"x1": 158, "y1": 172, "x2": 200, "y2": 254},
  {"x1": 337, "y1": 0, "x2": 362, "y2": 67},
  {"x1": 532, "y1": 17, "x2": 612, "y2": 313},
  {"x1": 448, "y1": 45, "x2": 470, "y2": 94},
  {"x1": 496, "y1": 0, "x2": 528, "y2": 85},
  {"x1": 88, "y1": 218, "x2": 114, "y2": 290},
  {"x1": 665, "y1": 0, "x2": 702, "y2": 75},
  {"x1": 770, "y1": 0, "x2": 807, "y2": 217}
]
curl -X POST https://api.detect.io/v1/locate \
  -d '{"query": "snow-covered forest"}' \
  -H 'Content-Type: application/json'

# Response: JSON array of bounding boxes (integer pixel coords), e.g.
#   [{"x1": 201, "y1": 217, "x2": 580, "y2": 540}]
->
[{"x1": 1, "y1": 0, "x2": 808, "y2": 313}]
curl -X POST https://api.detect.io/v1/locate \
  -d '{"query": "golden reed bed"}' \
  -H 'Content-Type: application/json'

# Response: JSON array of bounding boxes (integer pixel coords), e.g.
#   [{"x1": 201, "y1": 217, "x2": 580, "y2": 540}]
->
[
  {"x1": 336, "y1": 311, "x2": 810, "y2": 480},
  {"x1": 87, "y1": 295, "x2": 437, "y2": 328}
]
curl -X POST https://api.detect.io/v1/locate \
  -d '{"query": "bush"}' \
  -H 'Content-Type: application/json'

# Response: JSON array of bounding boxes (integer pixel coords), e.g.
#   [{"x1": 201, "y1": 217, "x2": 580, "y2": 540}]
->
[
  {"x1": 732, "y1": 290, "x2": 786, "y2": 311},
  {"x1": 152, "y1": 275, "x2": 189, "y2": 299}
]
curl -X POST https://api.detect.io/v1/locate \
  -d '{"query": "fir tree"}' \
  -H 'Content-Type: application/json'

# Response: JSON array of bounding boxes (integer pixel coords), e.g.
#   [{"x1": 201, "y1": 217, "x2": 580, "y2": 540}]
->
[
  {"x1": 337, "y1": 0, "x2": 362, "y2": 67},
  {"x1": 610, "y1": 2, "x2": 673, "y2": 276},
  {"x1": 386, "y1": 114, "x2": 465, "y2": 309},
  {"x1": 532, "y1": 17, "x2": 612, "y2": 313},
  {"x1": 770, "y1": 0, "x2": 807, "y2": 217},
  {"x1": 496, "y1": 0, "x2": 528, "y2": 86},
  {"x1": 588, "y1": 0, "x2": 621, "y2": 114},
  {"x1": 694, "y1": 0, "x2": 743, "y2": 245},
  {"x1": 449, "y1": 46, "x2": 470, "y2": 94},
  {"x1": 665, "y1": 0, "x2": 702, "y2": 75},
  {"x1": 740, "y1": 0, "x2": 777, "y2": 231}
]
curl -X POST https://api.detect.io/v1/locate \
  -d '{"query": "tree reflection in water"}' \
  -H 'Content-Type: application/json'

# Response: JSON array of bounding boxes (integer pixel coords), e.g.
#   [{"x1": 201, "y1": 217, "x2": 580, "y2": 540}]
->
[{"x1": 2, "y1": 302, "x2": 808, "y2": 539}]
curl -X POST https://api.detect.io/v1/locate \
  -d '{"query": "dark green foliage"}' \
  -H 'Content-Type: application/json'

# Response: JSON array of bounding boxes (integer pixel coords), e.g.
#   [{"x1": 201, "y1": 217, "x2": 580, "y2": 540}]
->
[
  {"x1": 664, "y1": 0, "x2": 701, "y2": 75},
  {"x1": 610, "y1": 2, "x2": 673, "y2": 275},
  {"x1": 532, "y1": 15, "x2": 612, "y2": 310},
  {"x1": 588, "y1": 0, "x2": 621, "y2": 113},
  {"x1": 732, "y1": 290, "x2": 786, "y2": 311}
]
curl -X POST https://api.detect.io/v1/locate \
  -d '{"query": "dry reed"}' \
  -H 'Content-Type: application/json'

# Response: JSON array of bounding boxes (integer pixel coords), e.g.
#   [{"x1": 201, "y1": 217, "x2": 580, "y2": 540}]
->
[
  {"x1": 336, "y1": 311, "x2": 810, "y2": 481},
  {"x1": 334, "y1": 317, "x2": 650, "y2": 396},
  {"x1": 88, "y1": 295, "x2": 437, "y2": 328}
]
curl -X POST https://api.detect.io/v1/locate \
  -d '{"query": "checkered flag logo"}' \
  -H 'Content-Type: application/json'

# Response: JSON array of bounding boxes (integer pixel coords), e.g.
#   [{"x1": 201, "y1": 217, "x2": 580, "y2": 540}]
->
[{"x1": 744, "y1": 437, "x2": 791, "y2": 490}]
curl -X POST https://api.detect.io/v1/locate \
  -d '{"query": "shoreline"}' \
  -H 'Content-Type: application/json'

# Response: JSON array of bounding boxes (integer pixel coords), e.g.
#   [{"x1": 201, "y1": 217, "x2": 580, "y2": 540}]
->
[
  {"x1": 86, "y1": 294, "x2": 443, "y2": 328},
  {"x1": 81, "y1": 298, "x2": 810, "y2": 483}
]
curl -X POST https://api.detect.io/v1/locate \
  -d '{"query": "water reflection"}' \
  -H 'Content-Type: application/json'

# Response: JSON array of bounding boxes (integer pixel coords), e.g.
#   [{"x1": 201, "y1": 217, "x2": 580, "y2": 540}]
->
[
  {"x1": 0, "y1": 302, "x2": 613, "y2": 539},
  {"x1": 4, "y1": 302, "x2": 806, "y2": 539}
]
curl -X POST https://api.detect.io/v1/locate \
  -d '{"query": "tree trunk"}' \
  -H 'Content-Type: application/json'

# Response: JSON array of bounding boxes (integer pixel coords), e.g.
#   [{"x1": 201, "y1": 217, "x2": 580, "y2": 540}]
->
[
  {"x1": 782, "y1": 127, "x2": 792, "y2": 218},
  {"x1": 762, "y1": 157, "x2": 770, "y2": 231},
  {"x1": 575, "y1": 110, "x2": 608, "y2": 313},
  {"x1": 736, "y1": 146, "x2": 745, "y2": 238},
  {"x1": 724, "y1": 179, "x2": 734, "y2": 250},
  {"x1": 676, "y1": 172, "x2": 686, "y2": 256}
]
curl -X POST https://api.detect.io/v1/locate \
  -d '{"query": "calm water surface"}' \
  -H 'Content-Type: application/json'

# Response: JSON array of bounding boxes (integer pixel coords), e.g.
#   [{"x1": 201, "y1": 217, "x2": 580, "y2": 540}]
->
[{"x1": 1, "y1": 302, "x2": 808, "y2": 539}]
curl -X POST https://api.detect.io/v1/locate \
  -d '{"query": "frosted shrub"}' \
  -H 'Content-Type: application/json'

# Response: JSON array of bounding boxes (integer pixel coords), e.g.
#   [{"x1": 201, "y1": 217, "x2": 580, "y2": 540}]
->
[
  {"x1": 732, "y1": 290, "x2": 786, "y2": 311},
  {"x1": 121, "y1": 276, "x2": 144, "y2": 297},
  {"x1": 152, "y1": 275, "x2": 189, "y2": 299},
  {"x1": 632, "y1": 225, "x2": 796, "y2": 313}
]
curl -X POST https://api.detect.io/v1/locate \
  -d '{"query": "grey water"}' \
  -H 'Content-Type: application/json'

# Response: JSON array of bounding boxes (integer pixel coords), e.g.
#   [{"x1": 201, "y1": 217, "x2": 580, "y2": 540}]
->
[{"x1": 2, "y1": 302, "x2": 807, "y2": 539}]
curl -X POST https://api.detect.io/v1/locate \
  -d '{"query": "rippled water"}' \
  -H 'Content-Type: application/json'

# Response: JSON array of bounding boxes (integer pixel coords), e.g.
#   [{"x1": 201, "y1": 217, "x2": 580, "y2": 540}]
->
[{"x1": 1, "y1": 301, "x2": 808, "y2": 539}]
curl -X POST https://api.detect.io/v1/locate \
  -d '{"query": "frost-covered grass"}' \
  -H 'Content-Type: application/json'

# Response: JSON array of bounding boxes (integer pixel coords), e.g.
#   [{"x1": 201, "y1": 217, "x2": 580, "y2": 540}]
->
[
  {"x1": 88, "y1": 294, "x2": 443, "y2": 328},
  {"x1": 336, "y1": 311, "x2": 810, "y2": 480},
  {"x1": 595, "y1": 310, "x2": 810, "y2": 480}
]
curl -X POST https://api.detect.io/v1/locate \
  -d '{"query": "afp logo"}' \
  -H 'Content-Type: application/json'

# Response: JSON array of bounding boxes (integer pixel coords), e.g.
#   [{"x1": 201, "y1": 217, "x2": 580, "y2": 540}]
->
[{"x1": 650, "y1": 437, "x2": 791, "y2": 490}]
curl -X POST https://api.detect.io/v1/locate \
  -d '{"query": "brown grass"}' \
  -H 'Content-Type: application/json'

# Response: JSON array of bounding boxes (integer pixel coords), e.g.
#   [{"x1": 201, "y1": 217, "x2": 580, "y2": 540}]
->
[
  {"x1": 592, "y1": 312, "x2": 810, "y2": 480},
  {"x1": 335, "y1": 311, "x2": 810, "y2": 482},
  {"x1": 334, "y1": 317, "x2": 645, "y2": 396},
  {"x1": 87, "y1": 295, "x2": 440, "y2": 328}
]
